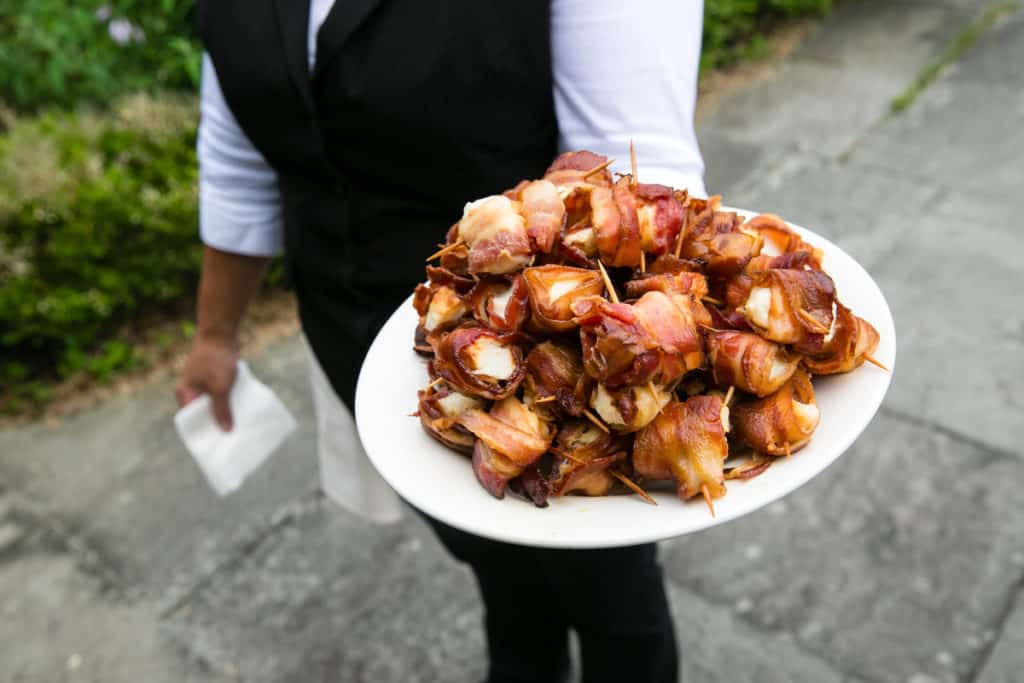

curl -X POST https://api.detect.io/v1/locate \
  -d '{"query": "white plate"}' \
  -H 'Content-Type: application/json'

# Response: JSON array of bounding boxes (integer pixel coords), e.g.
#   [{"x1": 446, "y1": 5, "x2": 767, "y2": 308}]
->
[{"x1": 355, "y1": 212, "x2": 896, "y2": 548}]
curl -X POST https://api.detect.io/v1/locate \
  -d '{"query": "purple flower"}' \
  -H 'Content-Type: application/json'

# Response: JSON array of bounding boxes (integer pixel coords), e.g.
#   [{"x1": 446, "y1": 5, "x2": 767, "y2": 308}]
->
[
  {"x1": 94, "y1": 4, "x2": 112, "y2": 21},
  {"x1": 108, "y1": 18, "x2": 135, "y2": 45}
]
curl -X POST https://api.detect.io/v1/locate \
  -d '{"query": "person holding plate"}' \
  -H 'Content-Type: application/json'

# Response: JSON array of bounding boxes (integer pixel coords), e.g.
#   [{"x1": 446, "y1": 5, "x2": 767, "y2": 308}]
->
[{"x1": 176, "y1": 1, "x2": 706, "y2": 681}]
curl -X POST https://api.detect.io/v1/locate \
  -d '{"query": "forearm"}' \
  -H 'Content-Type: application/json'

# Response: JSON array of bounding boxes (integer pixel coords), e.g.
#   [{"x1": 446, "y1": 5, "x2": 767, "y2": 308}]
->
[{"x1": 195, "y1": 246, "x2": 270, "y2": 344}]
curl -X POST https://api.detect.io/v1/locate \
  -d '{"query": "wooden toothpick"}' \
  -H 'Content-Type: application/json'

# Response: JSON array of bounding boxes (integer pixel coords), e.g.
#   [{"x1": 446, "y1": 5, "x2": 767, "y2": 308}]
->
[
  {"x1": 863, "y1": 353, "x2": 890, "y2": 372},
  {"x1": 796, "y1": 308, "x2": 830, "y2": 334},
  {"x1": 630, "y1": 139, "x2": 638, "y2": 188},
  {"x1": 700, "y1": 483, "x2": 716, "y2": 518},
  {"x1": 583, "y1": 408, "x2": 611, "y2": 434},
  {"x1": 611, "y1": 471, "x2": 658, "y2": 506},
  {"x1": 426, "y1": 240, "x2": 465, "y2": 262},
  {"x1": 596, "y1": 260, "x2": 620, "y2": 304},
  {"x1": 583, "y1": 158, "x2": 615, "y2": 179}
]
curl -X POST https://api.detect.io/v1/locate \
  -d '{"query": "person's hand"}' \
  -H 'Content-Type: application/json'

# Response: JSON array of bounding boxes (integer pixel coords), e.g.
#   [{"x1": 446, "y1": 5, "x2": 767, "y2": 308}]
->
[{"x1": 175, "y1": 332, "x2": 240, "y2": 431}]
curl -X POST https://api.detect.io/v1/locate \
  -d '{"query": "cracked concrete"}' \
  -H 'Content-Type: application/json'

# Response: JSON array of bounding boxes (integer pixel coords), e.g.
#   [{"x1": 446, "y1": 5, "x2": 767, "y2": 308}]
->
[{"x1": 2, "y1": 1, "x2": 1023, "y2": 681}]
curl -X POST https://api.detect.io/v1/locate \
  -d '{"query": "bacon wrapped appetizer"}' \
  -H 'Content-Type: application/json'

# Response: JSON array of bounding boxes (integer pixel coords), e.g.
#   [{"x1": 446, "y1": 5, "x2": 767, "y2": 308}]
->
[
  {"x1": 507, "y1": 179, "x2": 566, "y2": 253},
  {"x1": 524, "y1": 341, "x2": 588, "y2": 416},
  {"x1": 432, "y1": 325, "x2": 526, "y2": 400},
  {"x1": 458, "y1": 396, "x2": 555, "y2": 498},
  {"x1": 522, "y1": 264, "x2": 604, "y2": 332},
  {"x1": 417, "y1": 384, "x2": 486, "y2": 454},
  {"x1": 572, "y1": 291, "x2": 708, "y2": 387},
  {"x1": 412, "y1": 266, "x2": 475, "y2": 345},
  {"x1": 739, "y1": 268, "x2": 836, "y2": 349},
  {"x1": 467, "y1": 275, "x2": 530, "y2": 332},
  {"x1": 543, "y1": 150, "x2": 613, "y2": 191},
  {"x1": 634, "y1": 183, "x2": 686, "y2": 256},
  {"x1": 633, "y1": 395, "x2": 730, "y2": 502},
  {"x1": 680, "y1": 206, "x2": 762, "y2": 276},
  {"x1": 457, "y1": 195, "x2": 533, "y2": 275},
  {"x1": 589, "y1": 382, "x2": 672, "y2": 433},
  {"x1": 803, "y1": 303, "x2": 880, "y2": 375},
  {"x1": 744, "y1": 213, "x2": 823, "y2": 265},
  {"x1": 706, "y1": 330, "x2": 801, "y2": 398},
  {"x1": 731, "y1": 370, "x2": 820, "y2": 456},
  {"x1": 549, "y1": 421, "x2": 630, "y2": 496},
  {"x1": 592, "y1": 176, "x2": 643, "y2": 268}
]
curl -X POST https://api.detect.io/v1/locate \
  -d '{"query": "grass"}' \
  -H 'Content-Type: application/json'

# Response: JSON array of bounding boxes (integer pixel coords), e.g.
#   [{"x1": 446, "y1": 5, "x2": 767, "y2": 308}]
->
[{"x1": 890, "y1": 1, "x2": 1019, "y2": 114}]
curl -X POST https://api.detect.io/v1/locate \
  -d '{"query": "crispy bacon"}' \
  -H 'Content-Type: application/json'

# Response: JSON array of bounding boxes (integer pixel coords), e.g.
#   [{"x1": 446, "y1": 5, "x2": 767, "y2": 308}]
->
[
  {"x1": 634, "y1": 183, "x2": 685, "y2": 255},
  {"x1": 467, "y1": 275, "x2": 530, "y2": 332},
  {"x1": 740, "y1": 268, "x2": 836, "y2": 347},
  {"x1": 706, "y1": 330, "x2": 800, "y2": 397},
  {"x1": 593, "y1": 177, "x2": 643, "y2": 268},
  {"x1": 525, "y1": 341, "x2": 588, "y2": 416},
  {"x1": 633, "y1": 395, "x2": 730, "y2": 501},
  {"x1": 417, "y1": 386, "x2": 485, "y2": 454},
  {"x1": 549, "y1": 421, "x2": 630, "y2": 496},
  {"x1": 731, "y1": 370, "x2": 820, "y2": 456},
  {"x1": 432, "y1": 325, "x2": 526, "y2": 400},
  {"x1": 458, "y1": 397, "x2": 552, "y2": 465},
  {"x1": 589, "y1": 382, "x2": 672, "y2": 433},
  {"x1": 744, "y1": 213, "x2": 823, "y2": 265},
  {"x1": 517, "y1": 180, "x2": 566, "y2": 253},
  {"x1": 457, "y1": 195, "x2": 533, "y2": 274},
  {"x1": 680, "y1": 208, "x2": 761, "y2": 276},
  {"x1": 803, "y1": 303, "x2": 880, "y2": 375},
  {"x1": 508, "y1": 463, "x2": 552, "y2": 507},
  {"x1": 625, "y1": 271, "x2": 709, "y2": 299},
  {"x1": 572, "y1": 291, "x2": 707, "y2": 387},
  {"x1": 543, "y1": 150, "x2": 613, "y2": 189},
  {"x1": 460, "y1": 396, "x2": 555, "y2": 498},
  {"x1": 523, "y1": 265, "x2": 604, "y2": 332}
]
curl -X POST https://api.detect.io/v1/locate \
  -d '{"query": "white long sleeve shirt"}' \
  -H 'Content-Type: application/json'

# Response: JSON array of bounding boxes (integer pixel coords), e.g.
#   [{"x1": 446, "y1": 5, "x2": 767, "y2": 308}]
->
[{"x1": 198, "y1": 0, "x2": 706, "y2": 257}]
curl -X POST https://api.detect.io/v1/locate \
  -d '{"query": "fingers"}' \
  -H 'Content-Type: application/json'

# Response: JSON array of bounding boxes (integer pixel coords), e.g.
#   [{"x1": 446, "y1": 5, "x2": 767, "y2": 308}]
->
[
  {"x1": 210, "y1": 390, "x2": 233, "y2": 432},
  {"x1": 175, "y1": 382, "x2": 201, "y2": 408}
]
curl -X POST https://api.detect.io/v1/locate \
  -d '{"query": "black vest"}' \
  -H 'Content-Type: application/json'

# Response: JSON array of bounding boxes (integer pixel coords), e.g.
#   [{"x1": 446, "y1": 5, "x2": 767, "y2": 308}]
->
[{"x1": 200, "y1": 0, "x2": 557, "y2": 406}]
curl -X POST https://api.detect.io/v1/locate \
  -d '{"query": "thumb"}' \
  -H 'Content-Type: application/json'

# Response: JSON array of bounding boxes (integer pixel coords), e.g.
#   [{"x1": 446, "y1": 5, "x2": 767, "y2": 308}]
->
[{"x1": 210, "y1": 389, "x2": 234, "y2": 432}]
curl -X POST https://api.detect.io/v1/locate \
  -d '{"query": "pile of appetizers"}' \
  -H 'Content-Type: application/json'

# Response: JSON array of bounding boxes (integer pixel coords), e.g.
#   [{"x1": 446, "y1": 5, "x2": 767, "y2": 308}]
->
[{"x1": 411, "y1": 150, "x2": 883, "y2": 514}]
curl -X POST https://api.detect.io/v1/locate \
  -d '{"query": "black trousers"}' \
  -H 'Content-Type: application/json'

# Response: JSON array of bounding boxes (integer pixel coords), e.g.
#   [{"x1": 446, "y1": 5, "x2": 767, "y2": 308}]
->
[{"x1": 418, "y1": 511, "x2": 678, "y2": 683}]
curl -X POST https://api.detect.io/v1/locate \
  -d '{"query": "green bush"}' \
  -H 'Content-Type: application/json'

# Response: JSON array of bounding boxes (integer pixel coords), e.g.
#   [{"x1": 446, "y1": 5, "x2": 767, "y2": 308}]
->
[
  {"x1": 0, "y1": 93, "x2": 200, "y2": 396},
  {"x1": 0, "y1": 0, "x2": 200, "y2": 112},
  {"x1": 703, "y1": 0, "x2": 832, "y2": 71}
]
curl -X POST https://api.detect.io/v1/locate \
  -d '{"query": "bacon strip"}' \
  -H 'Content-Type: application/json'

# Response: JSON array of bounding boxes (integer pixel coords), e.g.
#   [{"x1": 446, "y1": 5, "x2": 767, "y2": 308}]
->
[
  {"x1": 803, "y1": 303, "x2": 880, "y2": 374},
  {"x1": 625, "y1": 271, "x2": 709, "y2": 299},
  {"x1": 740, "y1": 268, "x2": 836, "y2": 347},
  {"x1": 525, "y1": 341, "x2": 588, "y2": 417},
  {"x1": 679, "y1": 208, "x2": 761, "y2": 276},
  {"x1": 522, "y1": 264, "x2": 604, "y2": 332},
  {"x1": 634, "y1": 183, "x2": 685, "y2": 256},
  {"x1": 572, "y1": 291, "x2": 707, "y2": 387},
  {"x1": 633, "y1": 395, "x2": 730, "y2": 501},
  {"x1": 593, "y1": 177, "x2": 643, "y2": 268},
  {"x1": 457, "y1": 195, "x2": 533, "y2": 275},
  {"x1": 518, "y1": 180, "x2": 566, "y2": 253},
  {"x1": 432, "y1": 325, "x2": 526, "y2": 400},
  {"x1": 549, "y1": 421, "x2": 630, "y2": 496},
  {"x1": 467, "y1": 275, "x2": 530, "y2": 332},
  {"x1": 417, "y1": 387, "x2": 484, "y2": 454},
  {"x1": 706, "y1": 330, "x2": 800, "y2": 398},
  {"x1": 744, "y1": 213, "x2": 823, "y2": 265},
  {"x1": 731, "y1": 370, "x2": 820, "y2": 456}
]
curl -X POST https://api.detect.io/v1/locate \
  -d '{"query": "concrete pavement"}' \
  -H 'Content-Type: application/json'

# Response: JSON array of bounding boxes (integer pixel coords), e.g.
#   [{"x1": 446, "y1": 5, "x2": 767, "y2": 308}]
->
[{"x1": 2, "y1": 1, "x2": 1022, "y2": 681}]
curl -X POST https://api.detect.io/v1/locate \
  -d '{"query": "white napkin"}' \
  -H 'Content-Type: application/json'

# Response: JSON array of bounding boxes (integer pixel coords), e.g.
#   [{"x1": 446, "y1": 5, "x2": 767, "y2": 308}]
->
[{"x1": 174, "y1": 361, "x2": 297, "y2": 496}]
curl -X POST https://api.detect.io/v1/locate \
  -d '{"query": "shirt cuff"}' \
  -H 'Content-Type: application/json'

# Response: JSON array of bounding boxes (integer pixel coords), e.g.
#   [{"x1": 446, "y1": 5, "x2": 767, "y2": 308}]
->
[{"x1": 199, "y1": 182, "x2": 285, "y2": 257}]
